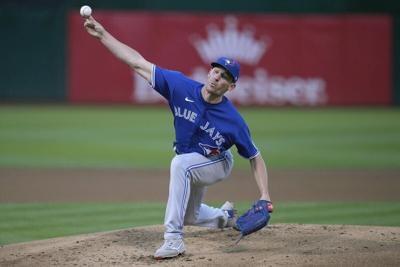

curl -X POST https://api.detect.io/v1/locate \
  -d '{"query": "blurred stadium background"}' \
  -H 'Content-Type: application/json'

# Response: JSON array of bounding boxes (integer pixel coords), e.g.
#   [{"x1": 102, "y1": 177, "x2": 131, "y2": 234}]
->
[{"x1": 0, "y1": 0, "x2": 399, "y2": 245}]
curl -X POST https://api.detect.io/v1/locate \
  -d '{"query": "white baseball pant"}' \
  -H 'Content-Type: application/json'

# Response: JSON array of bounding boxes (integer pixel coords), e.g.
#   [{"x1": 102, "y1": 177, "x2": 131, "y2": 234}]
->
[{"x1": 163, "y1": 150, "x2": 234, "y2": 240}]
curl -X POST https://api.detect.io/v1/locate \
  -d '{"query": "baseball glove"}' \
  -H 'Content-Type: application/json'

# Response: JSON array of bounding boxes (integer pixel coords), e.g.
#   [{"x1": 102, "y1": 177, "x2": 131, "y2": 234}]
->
[{"x1": 234, "y1": 200, "x2": 273, "y2": 237}]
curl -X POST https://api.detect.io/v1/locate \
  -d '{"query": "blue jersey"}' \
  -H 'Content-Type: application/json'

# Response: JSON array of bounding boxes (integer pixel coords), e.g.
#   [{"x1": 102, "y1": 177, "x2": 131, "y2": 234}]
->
[{"x1": 151, "y1": 65, "x2": 259, "y2": 159}]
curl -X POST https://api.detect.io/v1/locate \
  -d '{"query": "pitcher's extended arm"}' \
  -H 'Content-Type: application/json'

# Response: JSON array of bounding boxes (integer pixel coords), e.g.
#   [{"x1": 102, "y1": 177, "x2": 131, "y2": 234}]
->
[{"x1": 84, "y1": 16, "x2": 153, "y2": 82}]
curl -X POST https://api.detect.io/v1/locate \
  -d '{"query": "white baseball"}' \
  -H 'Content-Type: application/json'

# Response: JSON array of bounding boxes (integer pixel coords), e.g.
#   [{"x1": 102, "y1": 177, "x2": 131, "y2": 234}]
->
[{"x1": 80, "y1": 5, "x2": 92, "y2": 18}]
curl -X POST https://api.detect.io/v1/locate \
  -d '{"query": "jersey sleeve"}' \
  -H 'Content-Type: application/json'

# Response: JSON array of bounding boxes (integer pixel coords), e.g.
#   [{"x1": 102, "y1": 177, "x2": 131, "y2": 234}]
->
[
  {"x1": 235, "y1": 123, "x2": 260, "y2": 159},
  {"x1": 150, "y1": 65, "x2": 171, "y2": 100},
  {"x1": 150, "y1": 65, "x2": 190, "y2": 101}
]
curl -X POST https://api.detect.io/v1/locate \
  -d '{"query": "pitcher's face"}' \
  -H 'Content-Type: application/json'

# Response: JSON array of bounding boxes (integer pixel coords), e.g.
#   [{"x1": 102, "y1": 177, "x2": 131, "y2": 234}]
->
[{"x1": 205, "y1": 67, "x2": 236, "y2": 96}]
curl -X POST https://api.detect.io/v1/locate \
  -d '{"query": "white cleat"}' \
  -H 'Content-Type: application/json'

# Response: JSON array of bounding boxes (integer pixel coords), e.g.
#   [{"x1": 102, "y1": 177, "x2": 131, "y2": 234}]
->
[
  {"x1": 218, "y1": 201, "x2": 237, "y2": 229},
  {"x1": 154, "y1": 238, "x2": 185, "y2": 260}
]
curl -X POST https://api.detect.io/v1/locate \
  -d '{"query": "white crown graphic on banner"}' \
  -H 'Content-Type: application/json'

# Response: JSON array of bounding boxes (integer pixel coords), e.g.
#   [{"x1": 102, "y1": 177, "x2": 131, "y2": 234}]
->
[{"x1": 191, "y1": 16, "x2": 271, "y2": 65}]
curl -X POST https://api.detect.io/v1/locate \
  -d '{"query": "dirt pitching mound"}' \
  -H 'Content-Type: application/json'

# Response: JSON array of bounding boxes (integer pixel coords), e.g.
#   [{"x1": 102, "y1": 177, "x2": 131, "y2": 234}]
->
[{"x1": 1, "y1": 224, "x2": 399, "y2": 267}]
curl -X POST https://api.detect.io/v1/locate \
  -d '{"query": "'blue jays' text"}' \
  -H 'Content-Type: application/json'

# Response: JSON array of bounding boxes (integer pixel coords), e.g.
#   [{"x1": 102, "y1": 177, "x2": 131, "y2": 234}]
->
[{"x1": 174, "y1": 105, "x2": 225, "y2": 146}]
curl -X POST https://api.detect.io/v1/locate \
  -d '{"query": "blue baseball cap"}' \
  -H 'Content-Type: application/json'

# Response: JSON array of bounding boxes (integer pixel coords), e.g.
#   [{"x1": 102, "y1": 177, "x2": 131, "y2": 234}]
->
[{"x1": 211, "y1": 57, "x2": 240, "y2": 82}]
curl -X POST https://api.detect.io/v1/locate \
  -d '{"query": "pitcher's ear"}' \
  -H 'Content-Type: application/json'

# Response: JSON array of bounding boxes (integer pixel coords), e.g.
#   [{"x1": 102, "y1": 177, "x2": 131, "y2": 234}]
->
[{"x1": 228, "y1": 83, "x2": 236, "y2": 92}]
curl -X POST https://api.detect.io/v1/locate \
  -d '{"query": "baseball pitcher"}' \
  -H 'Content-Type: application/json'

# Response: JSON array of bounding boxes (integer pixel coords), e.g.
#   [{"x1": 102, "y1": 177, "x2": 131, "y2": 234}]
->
[{"x1": 83, "y1": 15, "x2": 273, "y2": 260}]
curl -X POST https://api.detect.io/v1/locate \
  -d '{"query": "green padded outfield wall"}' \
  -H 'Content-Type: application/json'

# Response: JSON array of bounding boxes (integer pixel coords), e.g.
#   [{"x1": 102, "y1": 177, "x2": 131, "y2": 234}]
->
[
  {"x1": 0, "y1": 0, "x2": 399, "y2": 104},
  {"x1": 0, "y1": 3, "x2": 67, "y2": 101}
]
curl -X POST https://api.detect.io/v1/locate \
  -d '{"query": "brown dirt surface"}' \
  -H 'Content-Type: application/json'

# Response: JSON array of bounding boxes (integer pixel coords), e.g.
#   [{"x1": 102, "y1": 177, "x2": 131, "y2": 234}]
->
[
  {"x1": 1, "y1": 168, "x2": 400, "y2": 266},
  {"x1": 1, "y1": 224, "x2": 399, "y2": 267},
  {"x1": 1, "y1": 168, "x2": 400, "y2": 202}
]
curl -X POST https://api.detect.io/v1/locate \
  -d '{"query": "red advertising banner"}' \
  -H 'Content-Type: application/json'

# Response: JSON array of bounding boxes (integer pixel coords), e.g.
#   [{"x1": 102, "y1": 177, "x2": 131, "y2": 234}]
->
[{"x1": 68, "y1": 12, "x2": 392, "y2": 106}]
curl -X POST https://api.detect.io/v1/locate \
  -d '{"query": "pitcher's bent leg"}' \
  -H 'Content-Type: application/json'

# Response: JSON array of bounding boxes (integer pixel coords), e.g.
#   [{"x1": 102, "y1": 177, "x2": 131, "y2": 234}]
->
[
  {"x1": 184, "y1": 152, "x2": 234, "y2": 228},
  {"x1": 192, "y1": 203, "x2": 226, "y2": 228},
  {"x1": 164, "y1": 152, "x2": 233, "y2": 239}
]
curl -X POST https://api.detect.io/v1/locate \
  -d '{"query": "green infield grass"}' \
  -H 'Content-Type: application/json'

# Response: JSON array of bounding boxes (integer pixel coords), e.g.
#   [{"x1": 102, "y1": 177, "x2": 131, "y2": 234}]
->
[
  {"x1": 1, "y1": 202, "x2": 399, "y2": 245},
  {"x1": 0, "y1": 105, "x2": 399, "y2": 169}
]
